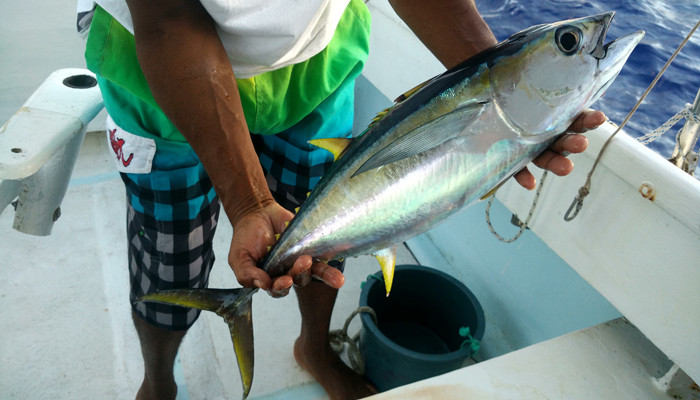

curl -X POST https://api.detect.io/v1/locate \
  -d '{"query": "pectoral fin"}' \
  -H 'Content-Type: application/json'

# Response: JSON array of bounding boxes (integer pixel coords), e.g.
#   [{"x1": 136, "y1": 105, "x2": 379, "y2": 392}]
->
[
  {"x1": 373, "y1": 245, "x2": 398, "y2": 296},
  {"x1": 139, "y1": 288, "x2": 257, "y2": 399},
  {"x1": 352, "y1": 101, "x2": 488, "y2": 177}
]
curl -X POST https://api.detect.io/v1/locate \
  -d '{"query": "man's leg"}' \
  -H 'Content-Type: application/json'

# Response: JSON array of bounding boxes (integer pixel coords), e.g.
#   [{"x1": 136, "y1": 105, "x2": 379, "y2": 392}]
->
[
  {"x1": 132, "y1": 312, "x2": 187, "y2": 400},
  {"x1": 294, "y1": 282, "x2": 376, "y2": 400},
  {"x1": 123, "y1": 165, "x2": 220, "y2": 400}
]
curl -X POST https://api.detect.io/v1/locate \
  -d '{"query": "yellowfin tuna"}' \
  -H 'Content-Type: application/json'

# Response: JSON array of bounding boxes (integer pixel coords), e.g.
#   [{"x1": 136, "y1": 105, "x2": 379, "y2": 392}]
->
[{"x1": 141, "y1": 13, "x2": 643, "y2": 398}]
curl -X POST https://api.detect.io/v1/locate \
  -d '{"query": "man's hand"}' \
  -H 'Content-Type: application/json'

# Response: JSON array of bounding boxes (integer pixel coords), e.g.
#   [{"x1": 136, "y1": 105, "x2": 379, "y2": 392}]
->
[
  {"x1": 514, "y1": 110, "x2": 604, "y2": 190},
  {"x1": 228, "y1": 203, "x2": 345, "y2": 298}
]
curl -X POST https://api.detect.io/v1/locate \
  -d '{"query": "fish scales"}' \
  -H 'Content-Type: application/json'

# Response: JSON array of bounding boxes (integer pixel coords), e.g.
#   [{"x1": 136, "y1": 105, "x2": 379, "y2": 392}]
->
[{"x1": 263, "y1": 54, "x2": 539, "y2": 274}]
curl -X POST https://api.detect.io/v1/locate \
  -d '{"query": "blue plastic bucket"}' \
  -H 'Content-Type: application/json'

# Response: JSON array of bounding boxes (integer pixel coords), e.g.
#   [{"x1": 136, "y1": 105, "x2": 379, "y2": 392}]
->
[{"x1": 359, "y1": 265, "x2": 485, "y2": 391}]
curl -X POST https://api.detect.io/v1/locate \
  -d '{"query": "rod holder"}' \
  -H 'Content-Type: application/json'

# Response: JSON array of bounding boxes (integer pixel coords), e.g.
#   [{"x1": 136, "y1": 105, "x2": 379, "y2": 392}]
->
[{"x1": 0, "y1": 68, "x2": 104, "y2": 235}]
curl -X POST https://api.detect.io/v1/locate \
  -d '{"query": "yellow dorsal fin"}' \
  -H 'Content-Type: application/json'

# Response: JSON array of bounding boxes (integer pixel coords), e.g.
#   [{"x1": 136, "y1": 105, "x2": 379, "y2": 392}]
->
[
  {"x1": 373, "y1": 246, "x2": 398, "y2": 296},
  {"x1": 308, "y1": 138, "x2": 353, "y2": 161}
]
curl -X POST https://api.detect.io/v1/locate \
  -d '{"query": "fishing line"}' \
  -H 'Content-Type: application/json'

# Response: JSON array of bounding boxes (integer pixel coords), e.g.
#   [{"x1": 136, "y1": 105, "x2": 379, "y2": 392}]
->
[{"x1": 564, "y1": 17, "x2": 700, "y2": 222}]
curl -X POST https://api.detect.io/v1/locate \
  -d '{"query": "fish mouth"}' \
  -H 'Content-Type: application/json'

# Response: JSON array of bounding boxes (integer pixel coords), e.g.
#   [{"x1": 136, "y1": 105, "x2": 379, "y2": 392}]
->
[
  {"x1": 590, "y1": 18, "x2": 645, "y2": 101},
  {"x1": 590, "y1": 12, "x2": 614, "y2": 60},
  {"x1": 589, "y1": 11, "x2": 645, "y2": 64},
  {"x1": 597, "y1": 29, "x2": 645, "y2": 71}
]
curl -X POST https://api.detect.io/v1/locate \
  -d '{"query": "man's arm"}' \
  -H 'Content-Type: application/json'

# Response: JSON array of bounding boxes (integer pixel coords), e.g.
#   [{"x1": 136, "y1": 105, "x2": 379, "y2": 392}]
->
[
  {"x1": 389, "y1": 0, "x2": 598, "y2": 189},
  {"x1": 389, "y1": 0, "x2": 497, "y2": 69},
  {"x1": 126, "y1": 0, "x2": 270, "y2": 223},
  {"x1": 124, "y1": 0, "x2": 343, "y2": 294}
]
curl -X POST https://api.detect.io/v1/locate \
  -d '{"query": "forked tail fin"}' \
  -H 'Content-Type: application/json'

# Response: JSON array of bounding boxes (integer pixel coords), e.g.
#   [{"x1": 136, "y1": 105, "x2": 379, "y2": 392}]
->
[{"x1": 139, "y1": 288, "x2": 258, "y2": 399}]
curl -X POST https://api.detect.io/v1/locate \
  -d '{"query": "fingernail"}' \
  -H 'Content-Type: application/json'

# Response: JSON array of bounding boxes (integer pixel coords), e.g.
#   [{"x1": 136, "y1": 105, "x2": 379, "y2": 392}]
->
[
  {"x1": 270, "y1": 288, "x2": 290, "y2": 298},
  {"x1": 253, "y1": 279, "x2": 263, "y2": 289},
  {"x1": 293, "y1": 271, "x2": 311, "y2": 287}
]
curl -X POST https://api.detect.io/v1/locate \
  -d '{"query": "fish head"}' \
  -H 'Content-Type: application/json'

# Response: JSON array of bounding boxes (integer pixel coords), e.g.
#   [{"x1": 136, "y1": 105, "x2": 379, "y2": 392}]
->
[{"x1": 489, "y1": 12, "x2": 644, "y2": 138}]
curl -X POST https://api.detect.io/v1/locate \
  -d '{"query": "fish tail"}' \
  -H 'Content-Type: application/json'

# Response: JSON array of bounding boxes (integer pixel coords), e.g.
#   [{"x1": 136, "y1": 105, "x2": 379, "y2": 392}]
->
[{"x1": 139, "y1": 288, "x2": 257, "y2": 399}]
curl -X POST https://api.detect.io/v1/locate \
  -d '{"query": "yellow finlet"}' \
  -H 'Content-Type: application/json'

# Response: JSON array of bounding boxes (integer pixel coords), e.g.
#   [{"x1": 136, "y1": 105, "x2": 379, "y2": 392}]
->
[
  {"x1": 371, "y1": 109, "x2": 389, "y2": 124},
  {"x1": 284, "y1": 220, "x2": 290, "y2": 227},
  {"x1": 274, "y1": 233, "x2": 280, "y2": 240},
  {"x1": 294, "y1": 207, "x2": 300, "y2": 214},
  {"x1": 308, "y1": 138, "x2": 353, "y2": 161},
  {"x1": 373, "y1": 246, "x2": 398, "y2": 296}
]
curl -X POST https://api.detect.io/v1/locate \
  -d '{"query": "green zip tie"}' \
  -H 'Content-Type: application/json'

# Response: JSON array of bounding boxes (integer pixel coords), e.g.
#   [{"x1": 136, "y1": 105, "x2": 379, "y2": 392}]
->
[{"x1": 459, "y1": 326, "x2": 480, "y2": 354}]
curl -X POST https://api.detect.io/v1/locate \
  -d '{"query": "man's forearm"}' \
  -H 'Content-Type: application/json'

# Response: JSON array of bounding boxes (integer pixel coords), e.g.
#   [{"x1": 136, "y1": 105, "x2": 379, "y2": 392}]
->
[
  {"x1": 389, "y1": 0, "x2": 497, "y2": 68},
  {"x1": 126, "y1": 0, "x2": 274, "y2": 224}
]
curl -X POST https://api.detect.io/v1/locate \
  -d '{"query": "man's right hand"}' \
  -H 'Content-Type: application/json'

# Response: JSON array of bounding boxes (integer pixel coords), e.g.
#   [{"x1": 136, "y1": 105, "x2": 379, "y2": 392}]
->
[{"x1": 228, "y1": 203, "x2": 345, "y2": 298}]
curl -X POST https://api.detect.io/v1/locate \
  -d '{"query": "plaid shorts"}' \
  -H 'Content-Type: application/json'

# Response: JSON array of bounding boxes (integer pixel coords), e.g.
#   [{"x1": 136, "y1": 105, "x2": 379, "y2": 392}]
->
[
  {"x1": 127, "y1": 175, "x2": 220, "y2": 330},
  {"x1": 128, "y1": 78, "x2": 355, "y2": 331}
]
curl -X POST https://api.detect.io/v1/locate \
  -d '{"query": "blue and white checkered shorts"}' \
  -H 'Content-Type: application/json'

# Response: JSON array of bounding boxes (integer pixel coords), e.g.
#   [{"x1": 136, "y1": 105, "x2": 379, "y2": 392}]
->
[{"x1": 128, "y1": 78, "x2": 355, "y2": 331}]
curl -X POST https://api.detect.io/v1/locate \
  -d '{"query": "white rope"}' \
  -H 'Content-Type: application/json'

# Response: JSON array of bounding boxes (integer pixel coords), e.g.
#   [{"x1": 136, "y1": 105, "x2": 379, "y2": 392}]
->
[
  {"x1": 329, "y1": 306, "x2": 377, "y2": 375},
  {"x1": 636, "y1": 103, "x2": 700, "y2": 144},
  {"x1": 485, "y1": 171, "x2": 548, "y2": 243}
]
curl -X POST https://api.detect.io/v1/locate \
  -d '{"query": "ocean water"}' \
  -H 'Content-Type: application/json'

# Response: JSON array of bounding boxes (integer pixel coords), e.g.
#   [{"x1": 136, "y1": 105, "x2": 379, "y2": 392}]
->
[{"x1": 478, "y1": 0, "x2": 700, "y2": 158}]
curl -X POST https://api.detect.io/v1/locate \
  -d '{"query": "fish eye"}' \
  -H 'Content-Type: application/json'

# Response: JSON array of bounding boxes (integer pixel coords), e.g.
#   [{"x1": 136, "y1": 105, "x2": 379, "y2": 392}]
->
[{"x1": 555, "y1": 26, "x2": 582, "y2": 55}]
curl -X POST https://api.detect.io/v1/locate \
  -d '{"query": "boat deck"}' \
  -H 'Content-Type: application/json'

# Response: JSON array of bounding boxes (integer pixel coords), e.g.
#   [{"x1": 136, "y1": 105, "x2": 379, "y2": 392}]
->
[
  {"x1": 3, "y1": 0, "x2": 699, "y2": 399},
  {"x1": 0, "y1": 130, "x2": 416, "y2": 399}
]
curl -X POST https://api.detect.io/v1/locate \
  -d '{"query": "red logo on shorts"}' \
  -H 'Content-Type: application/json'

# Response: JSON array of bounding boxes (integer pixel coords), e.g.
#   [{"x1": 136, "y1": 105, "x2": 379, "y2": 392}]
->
[{"x1": 109, "y1": 128, "x2": 134, "y2": 167}]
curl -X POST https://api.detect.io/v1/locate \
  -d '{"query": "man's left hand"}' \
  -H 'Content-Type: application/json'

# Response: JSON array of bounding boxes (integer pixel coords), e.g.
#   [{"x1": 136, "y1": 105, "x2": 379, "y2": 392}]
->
[{"x1": 514, "y1": 110, "x2": 604, "y2": 189}]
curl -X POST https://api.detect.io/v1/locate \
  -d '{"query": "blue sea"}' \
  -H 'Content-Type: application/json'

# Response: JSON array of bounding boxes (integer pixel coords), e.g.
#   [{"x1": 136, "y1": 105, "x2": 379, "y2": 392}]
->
[{"x1": 479, "y1": 0, "x2": 700, "y2": 157}]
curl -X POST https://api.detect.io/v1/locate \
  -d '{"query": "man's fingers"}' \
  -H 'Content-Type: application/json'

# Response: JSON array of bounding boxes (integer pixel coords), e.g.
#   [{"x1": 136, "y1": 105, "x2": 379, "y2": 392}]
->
[
  {"x1": 567, "y1": 110, "x2": 606, "y2": 133},
  {"x1": 269, "y1": 275, "x2": 293, "y2": 298},
  {"x1": 549, "y1": 134, "x2": 589, "y2": 155},
  {"x1": 514, "y1": 167, "x2": 536, "y2": 190},
  {"x1": 311, "y1": 262, "x2": 345, "y2": 289},
  {"x1": 290, "y1": 255, "x2": 313, "y2": 287},
  {"x1": 532, "y1": 150, "x2": 575, "y2": 176}
]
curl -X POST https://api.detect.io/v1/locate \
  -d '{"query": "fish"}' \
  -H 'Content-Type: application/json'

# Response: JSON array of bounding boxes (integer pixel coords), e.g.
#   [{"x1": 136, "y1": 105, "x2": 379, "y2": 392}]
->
[{"x1": 140, "y1": 12, "x2": 643, "y2": 398}]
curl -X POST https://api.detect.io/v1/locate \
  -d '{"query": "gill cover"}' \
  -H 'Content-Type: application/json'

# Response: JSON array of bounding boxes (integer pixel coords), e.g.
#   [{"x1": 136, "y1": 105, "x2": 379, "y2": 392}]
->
[{"x1": 489, "y1": 12, "x2": 643, "y2": 136}]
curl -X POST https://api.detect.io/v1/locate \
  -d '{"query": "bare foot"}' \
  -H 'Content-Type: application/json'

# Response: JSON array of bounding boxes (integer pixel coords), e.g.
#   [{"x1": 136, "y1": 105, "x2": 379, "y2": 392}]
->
[{"x1": 294, "y1": 337, "x2": 377, "y2": 400}]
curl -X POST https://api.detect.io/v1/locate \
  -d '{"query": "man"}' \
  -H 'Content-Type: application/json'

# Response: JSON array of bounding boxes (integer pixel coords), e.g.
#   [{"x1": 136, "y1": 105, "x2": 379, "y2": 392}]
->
[{"x1": 80, "y1": 0, "x2": 599, "y2": 399}]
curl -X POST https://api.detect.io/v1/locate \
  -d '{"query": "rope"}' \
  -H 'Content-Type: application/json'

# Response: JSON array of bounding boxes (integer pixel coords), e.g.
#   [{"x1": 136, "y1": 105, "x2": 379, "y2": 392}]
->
[
  {"x1": 485, "y1": 171, "x2": 548, "y2": 243},
  {"x1": 329, "y1": 306, "x2": 377, "y2": 375},
  {"x1": 564, "y1": 18, "x2": 700, "y2": 222},
  {"x1": 636, "y1": 103, "x2": 700, "y2": 145}
]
